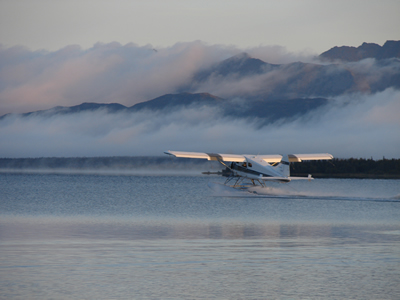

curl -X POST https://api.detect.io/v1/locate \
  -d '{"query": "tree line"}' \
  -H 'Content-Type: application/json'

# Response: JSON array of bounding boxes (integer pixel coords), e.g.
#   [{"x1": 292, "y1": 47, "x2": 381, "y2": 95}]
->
[{"x1": 291, "y1": 158, "x2": 400, "y2": 179}]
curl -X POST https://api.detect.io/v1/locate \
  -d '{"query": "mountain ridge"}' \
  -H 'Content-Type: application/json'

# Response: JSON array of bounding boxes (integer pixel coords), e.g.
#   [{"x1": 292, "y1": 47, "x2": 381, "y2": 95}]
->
[
  {"x1": 319, "y1": 40, "x2": 400, "y2": 62},
  {"x1": 193, "y1": 52, "x2": 280, "y2": 81},
  {"x1": 0, "y1": 92, "x2": 329, "y2": 125},
  {"x1": 129, "y1": 92, "x2": 224, "y2": 112}
]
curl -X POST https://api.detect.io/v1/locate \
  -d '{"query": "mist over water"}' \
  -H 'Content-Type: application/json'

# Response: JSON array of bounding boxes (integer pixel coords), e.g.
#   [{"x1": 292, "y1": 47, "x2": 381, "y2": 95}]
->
[{"x1": 209, "y1": 179, "x2": 400, "y2": 202}]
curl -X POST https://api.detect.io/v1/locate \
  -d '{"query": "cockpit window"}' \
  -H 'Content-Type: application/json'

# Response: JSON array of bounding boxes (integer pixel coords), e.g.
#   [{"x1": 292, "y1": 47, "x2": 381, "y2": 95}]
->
[
  {"x1": 248, "y1": 163, "x2": 252, "y2": 168},
  {"x1": 242, "y1": 162, "x2": 247, "y2": 168}
]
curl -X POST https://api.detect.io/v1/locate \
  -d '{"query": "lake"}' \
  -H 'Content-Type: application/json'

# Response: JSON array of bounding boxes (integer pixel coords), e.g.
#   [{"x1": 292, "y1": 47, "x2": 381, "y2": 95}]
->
[{"x1": 1, "y1": 173, "x2": 399, "y2": 299}]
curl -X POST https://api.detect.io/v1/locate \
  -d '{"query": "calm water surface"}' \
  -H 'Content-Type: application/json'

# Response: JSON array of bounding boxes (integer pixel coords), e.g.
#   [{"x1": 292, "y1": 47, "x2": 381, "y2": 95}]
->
[{"x1": 1, "y1": 173, "x2": 399, "y2": 299}]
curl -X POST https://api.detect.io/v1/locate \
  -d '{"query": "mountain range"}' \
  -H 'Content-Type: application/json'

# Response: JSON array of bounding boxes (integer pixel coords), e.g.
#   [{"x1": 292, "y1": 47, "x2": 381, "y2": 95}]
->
[
  {"x1": 320, "y1": 40, "x2": 400, "y2": 62},
  {"x1": 6, "y1": 92, "x2": 327, "y2": 125},
  {"x1": 2, "y1": 40, "x2": 399, "y2": 125}
]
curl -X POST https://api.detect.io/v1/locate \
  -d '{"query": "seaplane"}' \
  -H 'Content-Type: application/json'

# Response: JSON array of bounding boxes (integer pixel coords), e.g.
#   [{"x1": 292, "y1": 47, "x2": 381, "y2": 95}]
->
[{"x1": 164, "y1": 150, "x2": 333, "y2": 192}]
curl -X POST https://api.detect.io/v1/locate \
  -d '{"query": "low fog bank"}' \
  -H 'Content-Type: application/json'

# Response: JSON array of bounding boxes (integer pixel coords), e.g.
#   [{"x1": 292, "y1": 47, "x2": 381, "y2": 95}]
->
[
  {"x1": 0, "y1": 88, "x2": 399, "y2": 159},
  {"x1": 0, "y1": 156, "x2": 222, "y2": 176}
]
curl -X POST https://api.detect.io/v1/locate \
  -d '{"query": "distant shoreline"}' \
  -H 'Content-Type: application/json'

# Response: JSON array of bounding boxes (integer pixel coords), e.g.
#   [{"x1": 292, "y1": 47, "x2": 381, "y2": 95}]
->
[
  {"x1": 292, "y1": 173, "x2": 400, "y2": 180},
  {"x1": 1, "y1": 157, "x2": 399, "y2": 179}
]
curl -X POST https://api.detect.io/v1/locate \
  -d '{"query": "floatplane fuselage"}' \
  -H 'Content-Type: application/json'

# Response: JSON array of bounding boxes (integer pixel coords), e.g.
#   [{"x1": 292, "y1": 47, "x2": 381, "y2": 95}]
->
[{"x1": 164, "y1": 151, "x2": 333, "y2": 189}]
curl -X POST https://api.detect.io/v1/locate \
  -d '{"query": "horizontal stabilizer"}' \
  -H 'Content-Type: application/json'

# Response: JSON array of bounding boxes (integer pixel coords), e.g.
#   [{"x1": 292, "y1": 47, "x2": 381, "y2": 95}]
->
[
  {"x1": 288, "y1": 153, "x2": 333, "y2": 162},
  {"x1": 259, "y1": 176, "x2": 291, "y2": 182},
  {"x1": 289, "y1": 175, "x2": 314, "y2": 180}
]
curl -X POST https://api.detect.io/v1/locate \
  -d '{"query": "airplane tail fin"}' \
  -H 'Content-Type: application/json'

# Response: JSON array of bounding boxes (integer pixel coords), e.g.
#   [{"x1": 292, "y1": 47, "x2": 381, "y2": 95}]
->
[{"x1": 274, "y1": 155, "x2": 290, "y2": 177}]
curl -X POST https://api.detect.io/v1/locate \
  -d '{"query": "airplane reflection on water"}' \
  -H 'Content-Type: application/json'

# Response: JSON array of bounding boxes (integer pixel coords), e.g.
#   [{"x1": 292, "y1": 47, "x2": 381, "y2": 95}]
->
[{"x1": 4, "y1": 216, "x2": 394, "y2": 242}]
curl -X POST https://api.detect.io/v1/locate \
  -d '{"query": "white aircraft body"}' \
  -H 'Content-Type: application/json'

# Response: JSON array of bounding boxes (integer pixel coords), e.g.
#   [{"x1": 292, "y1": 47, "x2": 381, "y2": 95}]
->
[{"x1": 164, "y1": 150, "x2": 333, "y2": 189}]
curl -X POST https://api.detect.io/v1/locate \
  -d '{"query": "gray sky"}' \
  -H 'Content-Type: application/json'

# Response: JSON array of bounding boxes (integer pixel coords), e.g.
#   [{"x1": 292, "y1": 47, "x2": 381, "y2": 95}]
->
[{"x1": 1, "y1": 0, "x2": 399, "y2": 53}]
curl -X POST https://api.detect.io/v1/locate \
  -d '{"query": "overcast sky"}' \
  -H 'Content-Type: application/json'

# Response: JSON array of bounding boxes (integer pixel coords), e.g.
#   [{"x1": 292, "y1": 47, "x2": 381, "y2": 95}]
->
[{"x1": 1, "y1": 0, "x2": 399, "y2": 53}]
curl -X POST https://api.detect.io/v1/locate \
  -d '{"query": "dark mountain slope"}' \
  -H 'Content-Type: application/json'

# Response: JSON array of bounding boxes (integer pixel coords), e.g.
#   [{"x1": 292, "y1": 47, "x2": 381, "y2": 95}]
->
[
  {"x1": 268, "y1": 62, "x2": 354, "y2": 98},
  {"x1": 0, "y1": 92, "x2": 329, "y2": 126},
  {"x1": 320, "y1": 40, "x2": 400, "y2": 62},
  {"x1": 224, "y1": 97, "x2": 329, "y2": 124},
  {"x1": 188, "y1": 53, "x2": 356, "y2": 99},
  {"x1": 49, "y1": 102, "x2": 128, "y2": 114},
  {"x1": 129, "y1": 92, "x2": 224, "y2": 111},
  {"x1": 193, "y1": 52, "x2": 279, "y2": 82},
  {"x1": 0, "y1": 102, "x2": 127, "y2": 120}
]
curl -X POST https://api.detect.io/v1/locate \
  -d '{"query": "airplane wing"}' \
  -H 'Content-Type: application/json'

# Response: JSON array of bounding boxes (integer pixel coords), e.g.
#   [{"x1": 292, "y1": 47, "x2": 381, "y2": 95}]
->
[
  {"x1": 165, "y1": 151, "x2": 333, "y2": 163},
  {"x1": 164, "y1": 151, "x2": 246, "y2": 162},
  {"x1": 165, "y1": 151, "x2": 284, "y2": 163}
]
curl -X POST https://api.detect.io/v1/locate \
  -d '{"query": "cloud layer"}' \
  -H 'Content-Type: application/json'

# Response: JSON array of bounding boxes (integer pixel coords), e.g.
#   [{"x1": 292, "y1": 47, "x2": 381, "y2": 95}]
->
[
  {"x1": 0, "y1": 42, "x2": 317, "y2": 115},
  {"x1": 1, "y1": 42, "x2": 399, "y2": 159},
  {"x1": 1, "y1": 89, "x2": 399, "y2": 159}
]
